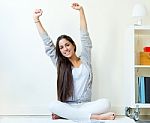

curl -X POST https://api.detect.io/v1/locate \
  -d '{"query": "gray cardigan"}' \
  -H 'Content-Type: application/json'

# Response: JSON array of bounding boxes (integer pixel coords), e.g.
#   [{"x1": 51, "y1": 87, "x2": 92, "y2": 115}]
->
[{"x1": 40, "y1": 30, "x2": 93, "y2": 103}]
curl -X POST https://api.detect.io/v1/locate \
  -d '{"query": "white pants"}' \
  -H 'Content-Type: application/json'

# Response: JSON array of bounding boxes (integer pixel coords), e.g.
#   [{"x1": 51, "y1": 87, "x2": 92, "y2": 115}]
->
[{"x1": 49, "y1": 98, "x2": 111, "y2": 120}]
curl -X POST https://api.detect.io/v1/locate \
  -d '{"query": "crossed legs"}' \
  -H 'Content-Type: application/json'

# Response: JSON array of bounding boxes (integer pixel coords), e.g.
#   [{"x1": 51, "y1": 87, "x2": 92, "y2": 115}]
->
[{"x1": 49, "y1": 98, "x2": 115, "y2": 120}]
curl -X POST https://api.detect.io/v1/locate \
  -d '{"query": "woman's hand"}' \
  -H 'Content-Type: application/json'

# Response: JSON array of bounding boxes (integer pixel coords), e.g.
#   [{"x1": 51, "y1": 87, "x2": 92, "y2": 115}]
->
[
  {"x1": 33, "y1": 9, "x2": 43, "y2": 21},
  {"x1": 71, "y1": 3, "x2": 82, "y2": 10}
]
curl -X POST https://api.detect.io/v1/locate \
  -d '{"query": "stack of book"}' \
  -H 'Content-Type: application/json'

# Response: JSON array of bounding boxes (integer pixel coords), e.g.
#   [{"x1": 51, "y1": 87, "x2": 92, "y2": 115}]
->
[{"x1": 138, "y1": 76, "x2": 150, "y2": 103}]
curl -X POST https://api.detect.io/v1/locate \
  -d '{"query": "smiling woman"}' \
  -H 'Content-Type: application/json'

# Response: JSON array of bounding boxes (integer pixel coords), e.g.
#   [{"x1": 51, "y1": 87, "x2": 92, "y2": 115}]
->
[
  {"x1": 56, "y1": 35, "x2": 77, "y2": 61},
  {"x1": 33, "y1": 2, "x2": 115, "y2": 120}
]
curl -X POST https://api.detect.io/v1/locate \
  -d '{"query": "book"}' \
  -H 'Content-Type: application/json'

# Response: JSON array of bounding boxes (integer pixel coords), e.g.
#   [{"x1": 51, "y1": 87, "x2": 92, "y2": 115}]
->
[
  {"x1": 144, "y1": 77, "x2": 150, "y2": 103},
  {"x1": 138, "y1": 76, "x2": 145, "y2": 103}
]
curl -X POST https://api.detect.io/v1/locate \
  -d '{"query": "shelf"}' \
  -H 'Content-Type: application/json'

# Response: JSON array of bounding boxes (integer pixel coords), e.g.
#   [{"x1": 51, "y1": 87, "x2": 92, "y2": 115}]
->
[
  {"x1": 129, "y1": 25, "x2": 150, "y2": 35},
  {"x1": 129, "y1": 25, "x2": 150, "y2": 30},
  {"x1": 126, "y1": 25, "x2": 150, "y2": 110},
  {"x1": 134, "y1": 26, "x2": 150, "y2": 30},
  {"x1": 135, "y1": 65, "x2": 150, "y2": 68},
  {"x1": 135, "y1": 103, "x2": 150, "y2": 108}
]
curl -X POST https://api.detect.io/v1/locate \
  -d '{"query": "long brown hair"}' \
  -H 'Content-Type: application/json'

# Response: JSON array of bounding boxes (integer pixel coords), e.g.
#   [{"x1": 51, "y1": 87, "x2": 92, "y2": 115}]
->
[{"x1": 56, "y1": 35, "x2": 76, "y2": 102}]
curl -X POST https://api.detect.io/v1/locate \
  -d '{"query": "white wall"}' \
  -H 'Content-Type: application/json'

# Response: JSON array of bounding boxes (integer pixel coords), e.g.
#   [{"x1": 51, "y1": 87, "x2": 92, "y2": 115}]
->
[{"x1": 0, "y1": 0, "x2": 150, "y2": 115}]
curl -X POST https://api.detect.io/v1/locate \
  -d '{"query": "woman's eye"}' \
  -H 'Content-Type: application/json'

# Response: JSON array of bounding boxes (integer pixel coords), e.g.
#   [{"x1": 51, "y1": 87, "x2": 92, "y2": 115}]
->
[{"x1": 59, "y1": 47, "x2": 63, "y2": 49}]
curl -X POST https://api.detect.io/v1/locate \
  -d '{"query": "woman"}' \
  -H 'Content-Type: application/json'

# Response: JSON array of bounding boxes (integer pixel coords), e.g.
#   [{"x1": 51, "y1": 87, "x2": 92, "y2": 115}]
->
[{"x1": 33, "y1": 3, "x2": 115, "y2": 121}]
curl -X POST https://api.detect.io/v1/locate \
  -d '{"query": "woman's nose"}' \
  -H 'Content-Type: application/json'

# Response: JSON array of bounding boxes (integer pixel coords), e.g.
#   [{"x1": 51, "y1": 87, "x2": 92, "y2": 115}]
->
[{"x1": 63, "y1": 46, "x2": 68, "y2": 51}]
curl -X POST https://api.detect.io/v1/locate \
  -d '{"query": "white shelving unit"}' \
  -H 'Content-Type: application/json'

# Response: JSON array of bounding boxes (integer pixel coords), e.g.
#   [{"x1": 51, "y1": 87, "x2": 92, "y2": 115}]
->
[{"x1": 125, "y1": 25, "x2": 150, "y2": 120}]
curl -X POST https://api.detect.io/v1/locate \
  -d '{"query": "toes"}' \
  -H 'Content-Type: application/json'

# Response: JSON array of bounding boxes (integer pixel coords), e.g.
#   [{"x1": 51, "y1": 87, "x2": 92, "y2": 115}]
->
[{"x1": 112, "y1": 114, "x2": 116, "y2": 120}]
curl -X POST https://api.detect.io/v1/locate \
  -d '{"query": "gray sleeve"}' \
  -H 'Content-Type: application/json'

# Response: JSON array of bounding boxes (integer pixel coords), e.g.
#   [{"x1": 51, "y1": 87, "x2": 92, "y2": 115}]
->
[
  {"x1": 40, "y1": 32, "x2": 57, "y2": 66},
  {"x1": 80, "y1": 30, "x2": 92, "y2": 64}
]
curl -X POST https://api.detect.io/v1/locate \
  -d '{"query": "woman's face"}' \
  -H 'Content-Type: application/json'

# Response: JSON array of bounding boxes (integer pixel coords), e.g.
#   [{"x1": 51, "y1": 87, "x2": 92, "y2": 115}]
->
[{"x1": 59, "y1": 38, "x2": 75, "y2": 58}]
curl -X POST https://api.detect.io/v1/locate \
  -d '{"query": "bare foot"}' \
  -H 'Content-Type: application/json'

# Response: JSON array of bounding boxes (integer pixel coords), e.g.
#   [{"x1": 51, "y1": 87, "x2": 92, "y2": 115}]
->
[
  {"x1": 52, "y1": 113, "x2": 61, "y2": 120},
  {"x1": 51, "y1": 113, "x2": 66, "y2": 120},
  {"x1": 91, "y1": 112, "x2": 115, "y2": 120}
]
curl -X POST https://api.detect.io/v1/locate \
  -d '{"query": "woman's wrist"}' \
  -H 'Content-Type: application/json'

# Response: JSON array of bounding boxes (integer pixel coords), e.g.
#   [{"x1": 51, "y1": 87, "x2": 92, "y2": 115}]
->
[
  {"x1": 34, "y1": 20, "x2": 40, "y2": 23},
  {"x1": 34, "y1": 18, "x2": 40, "y2": 23},
  {"x1": 79, "y1": 7, "x2": 83, "y2": 11}
]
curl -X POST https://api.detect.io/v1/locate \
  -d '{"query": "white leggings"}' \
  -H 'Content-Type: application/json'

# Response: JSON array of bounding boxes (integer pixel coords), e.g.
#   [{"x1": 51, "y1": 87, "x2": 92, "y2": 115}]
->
[{"x1": 49, "y1": 98, "x2": 111, "y2": 120}]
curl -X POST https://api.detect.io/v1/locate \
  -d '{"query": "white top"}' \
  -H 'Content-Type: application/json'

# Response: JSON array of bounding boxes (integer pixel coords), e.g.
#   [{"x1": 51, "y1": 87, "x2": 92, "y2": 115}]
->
[
  {"x1": 72, "y1": 63, "x2": 90, "y2": 101},
  {"x1": 40, "y1": 30, "x2": 93, "y2": 103}
]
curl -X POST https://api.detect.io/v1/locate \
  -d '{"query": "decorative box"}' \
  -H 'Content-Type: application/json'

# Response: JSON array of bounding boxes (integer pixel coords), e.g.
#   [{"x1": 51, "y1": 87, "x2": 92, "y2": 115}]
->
[
  {"x1": 140, "y1": 52, "x2": 150, "y2": 65},
  {"x1": 144, "y1": 47, "x2": 150, "y2": 52}
]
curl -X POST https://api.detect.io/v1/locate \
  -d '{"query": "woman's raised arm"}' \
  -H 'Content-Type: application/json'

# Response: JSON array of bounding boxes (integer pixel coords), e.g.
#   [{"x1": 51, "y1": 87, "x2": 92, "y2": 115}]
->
[
  {"x1": 33, "y1": 9, "x2": 57, "y2": 66},
  {"x1": 71, "y1": 3, "x2": 88, "y2": 32},
  {"x1": 33, "y1": 9, "x2": 46, "y2": 34}
]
